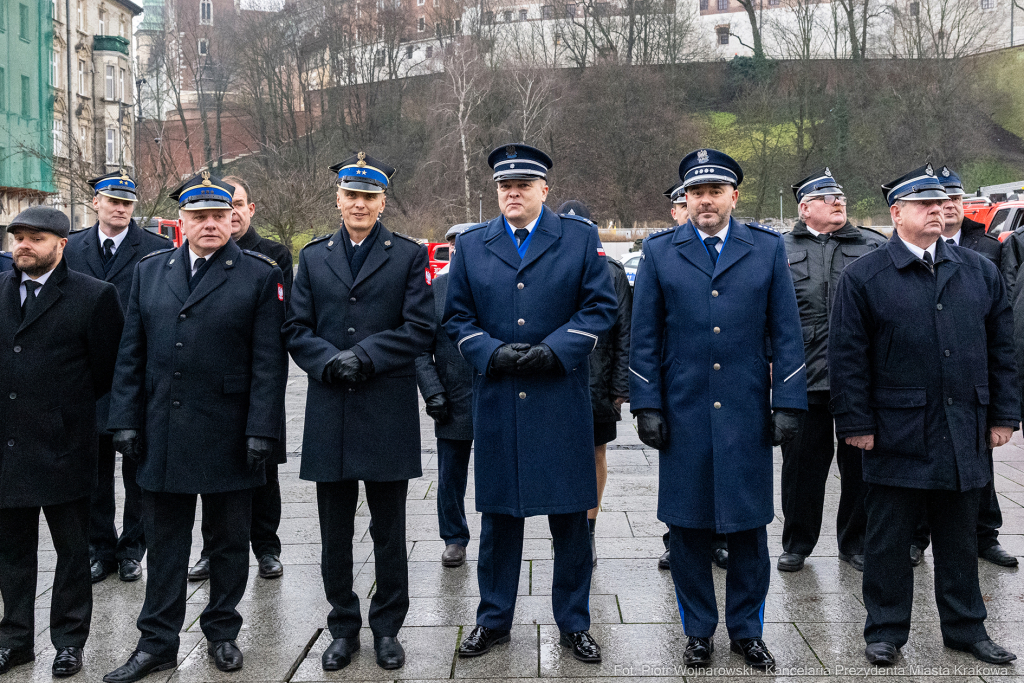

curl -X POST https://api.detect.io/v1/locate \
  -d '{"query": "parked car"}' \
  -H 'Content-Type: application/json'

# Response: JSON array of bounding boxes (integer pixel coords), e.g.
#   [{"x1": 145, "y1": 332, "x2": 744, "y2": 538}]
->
[
  {"x1": 964, "y1": 197, "x2": 1024, "y2": 242},
  {"x1": 620, "y1": 252, "x2": 642, "y2": 287},
  {"x1": 143, "y1": 218, "x2": 184, "y2": 246},
  {"x1": 427, "y1": 242, "x2": 450, "y2": 280}
]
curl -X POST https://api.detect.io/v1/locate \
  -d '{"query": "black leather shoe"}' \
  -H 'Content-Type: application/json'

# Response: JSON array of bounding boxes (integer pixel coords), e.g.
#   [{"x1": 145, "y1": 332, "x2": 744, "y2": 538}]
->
[
  {"x1": 0, "y1": 647, "x2": 34, "y2": 674},
  {"x1": 590, "y1": 532, "x2": 598, "y2": 568},
  {"x1": 208, "y1": 640, "x2": 243, "y2": 672},
  {"x1": 865, "y1": 641, "x2": 898, "y2": 665},
  {"x1": 187, "y1": 557, "x2": 210, "y2": 582},
  {"x1": 321, "y1": 636, "x2": 360, "y2": 671},
  {"x1": 712, "y1": 547, "x2": 728, "y2": 570},
  {"x1": 658, "y1": 550, "x2": 670, "y2": 570},
  {"x1": 730, "y1": 638, "x2": 775, "y2": 669},
  {"x1": 777, "y1": 552, "x2": 805, "y2": 572},
  {"x1": 52, "y1": 647, "x2": 83, "y2": 676},
  {"x1": 909, "y1": 545, "x2": 923, "y2": 567},
  {"x1": 947, "y1": 638, "x2": 1017, "y2": 664},
  {"x1": 91, "y1": 559, "x2": 115, "y2": 584},
  {"x1": 441, "y1": 544, "x2": 466, "y2": 568},
  {"x1": 257, "y1": 554, "x2": 284, "y2": 579},
  {"x1": 103, "y1": 650, "x2": 176, "y2": 682},
  {"x1": 979, "y1": 544, "x2": 1019, "y2": 568},
  {"x1": 373, "y1": 636, "x2": 405, "y2": 670},
  {"x1": 119, "y1": 559, "x2": 143, "y2": 582},
  {"x1": 458, "y1": 625, "x2": 511, "y2": 657},
  {"x1": 559, "y1": 630, "x2": 601, "y2": 663},
  {"x1": 838, "y1": 552, "x2": 865, "y2": 572},
  {"x1": 684, "y1": 636, "x2": 714, "y2": 665}
]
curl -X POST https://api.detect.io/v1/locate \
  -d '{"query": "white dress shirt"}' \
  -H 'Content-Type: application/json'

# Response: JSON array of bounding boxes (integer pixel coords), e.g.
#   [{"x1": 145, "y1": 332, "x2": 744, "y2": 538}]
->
[
  {"x1": 944, "y1": 230, "x2": 961, "y2": 246},
  {"x1": 20, "y1": 268, "x2": 55, "y2": 305},
  {"x1": 898, "y1": 235, "x2": 936, "y2": 261},
  {"x1": 98, "y1": 226, "x2": 129, "y2": 255},
  {"x1": 695, "y1": 224, "x2": 730, "y2": 253}
]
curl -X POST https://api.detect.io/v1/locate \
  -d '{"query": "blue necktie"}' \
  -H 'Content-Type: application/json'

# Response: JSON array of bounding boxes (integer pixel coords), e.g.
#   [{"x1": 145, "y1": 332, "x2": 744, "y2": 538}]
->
[{"x1": 704, "y1": 236, "x2": 721, "y2": 266}]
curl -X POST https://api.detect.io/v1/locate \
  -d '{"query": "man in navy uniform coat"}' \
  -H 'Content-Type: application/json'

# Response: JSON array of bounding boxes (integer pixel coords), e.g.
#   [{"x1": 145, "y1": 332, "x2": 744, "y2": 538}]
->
[
  {"x1": 829, "y1": 164, "x2": 1019, "y2": 667},
  {"x1": 629, "y1": 149, "x2": 807, "y2": 670},
  {"x1": 416, "y1": 222, "x2": 478, "y2": 569},
  {"x1": 64, "y1": 169, "x2": 170, "y2": 585},
  {"x1": 103, "y1": 172, "x2": 287, "y2": 682},
  {"x1": 444, "y1": 143, "x2": 616, "y2": 664},
  {"x1": 0, "y1": 207, "x2": 124, "y2": 677},
  {"x1": 284, "y1": 153, "x2": 433, "y2": 672},
  {"x1": 909, "y1": 165, "x2": 1016, "y2": 568}
]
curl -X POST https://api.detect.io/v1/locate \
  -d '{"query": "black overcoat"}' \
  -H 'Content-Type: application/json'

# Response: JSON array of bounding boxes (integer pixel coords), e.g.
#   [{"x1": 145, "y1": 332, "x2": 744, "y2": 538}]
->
[
  {"x1": 284, "y1": 223, "x2": 433, "y2": 482},
  {"x1": 958, "y1": 217, "x2": 1001, "y2": 267},
  {"x1": 829, "y1": 236, "x2": 1019, "y2": 491},
  {"x1": 0, "y1": 259, "x2": 124, "y2": 508},
  {"x1": 590, "y1": 258, "x2": 631, "y2": 423},
  {"x1": 64, "y1": 220, "x2": 172, "y2": 433},
  {"x1": 416, "y1": 272, "x2": 475, "y2": 441},
  {"x1": 107, "y1": 239, "x2": 288, "y2": 494},
  {"x1": 0, "y1": 252, "x2": 12, "y2": 271}
]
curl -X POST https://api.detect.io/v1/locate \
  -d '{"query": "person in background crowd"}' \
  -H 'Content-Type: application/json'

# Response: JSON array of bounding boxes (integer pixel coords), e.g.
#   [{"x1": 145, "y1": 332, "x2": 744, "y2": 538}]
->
[
  {"x1": 630, "y1": 149, "x2": 806, "y2": 670},
  {"x1": 64, "y1": 170, "x2": 170, "y2": 585},
  {"x1": 417, "y1": 222, "x2": 479, "y2": 568},
  {"x1": 908, "y1": 165, "x2": 1016, "y2": 569},
  {"x1": 284, "y1": 153, "x2": 433, "y2": 672},
  {"x1": 0, "y1": 207, "x2": 124, "y2": 677},
  {"x1": 829, "y1": 163, "x2": 1018, "y2": 667},
  {"x1": 445, "y1": 144, "x2": 616, "y2": 664},
  {"x1": 104, "y1": 173, "x2": 287, "y2": 682},
  {"x1": 777, "y1": 168, "x2": 885, "y2": 574},
  {"x1": 556, "y1": 199, "x2": 631, "y2": 568},
  {"x1": 188, "y1": 175, "x2": 294, "y2": 583}
]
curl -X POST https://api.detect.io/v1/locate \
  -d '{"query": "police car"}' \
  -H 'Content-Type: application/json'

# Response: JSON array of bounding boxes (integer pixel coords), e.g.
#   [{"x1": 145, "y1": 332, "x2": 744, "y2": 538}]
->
[{"x1": 620, "y1": 253, "x2": 642, "y2": 287}]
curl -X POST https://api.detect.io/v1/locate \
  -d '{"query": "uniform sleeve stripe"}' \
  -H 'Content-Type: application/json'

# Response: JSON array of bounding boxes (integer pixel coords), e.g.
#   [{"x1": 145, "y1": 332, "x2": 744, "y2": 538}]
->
[
  {"x1": 630, "y1": 367, "x2": 650, "y2": 383},
  {"x1": 783, "y1": 363, "x2": 806, "y2": 383},
  {"x1": 457, "y1": 332, "x2": 483, "y2": 355},
  {"x1": 568, "y1": 328, "x2": 598, "y2": 351}
]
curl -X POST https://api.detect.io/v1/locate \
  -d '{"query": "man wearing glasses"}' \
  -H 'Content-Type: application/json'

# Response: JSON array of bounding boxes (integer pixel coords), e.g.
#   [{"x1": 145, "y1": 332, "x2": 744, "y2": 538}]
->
[
  {"x1": 907, "y1": 166, "x2": 1016, "y2": 568},
  {"x1": 777, "y1": 169, "x2": 886, "y2": 574}
]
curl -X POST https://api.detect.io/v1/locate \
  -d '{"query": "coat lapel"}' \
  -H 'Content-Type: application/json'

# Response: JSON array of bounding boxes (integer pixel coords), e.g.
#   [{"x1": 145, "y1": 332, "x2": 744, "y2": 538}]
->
[
  {"x1": 164, "y1": 244, "x2": 191, "y2": 305},
  {"x1": 78, "y1": 225, "x2": 107, "y2": 279},
  {"x1": 323, "y1": 229, "x2": 354, "y2": 290},
  {"x1": 104, "y1": 221, "x2": 142, "y2": 282},
  {"x1": 713, "y1": 219, "x2": 753, "y2": 279},
  {"x1": 519, "y1": 208, "x2": 560, "y2": 272},
  {"x1": 19, "y1": 260, "x2": 68, "y2": 333},
  {"x1": 0, "y1": 270, "x2": 21, "y2": 327},
  {"x1": 352, "y1": 225, "x2": 391, "y2": 290},
  {"x1": 483, "y1": 217, "x2": 522, "y2": 271},
  {"x1": 182, "y1": 240, "x2": 239, "y2": 311},
  {"x1": 934, "y1": 238, "x2": 961, "y2": 296},
  {"x1": 672, "y1": 223, "x2": 714, "y2": 278}
]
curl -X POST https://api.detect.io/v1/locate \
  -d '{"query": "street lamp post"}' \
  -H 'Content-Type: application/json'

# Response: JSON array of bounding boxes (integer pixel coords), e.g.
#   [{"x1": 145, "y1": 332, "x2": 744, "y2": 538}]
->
[
  {"x1": 478, "y1": 192, "x2": 483, "y2": 222},
  {"x1": 779, "y1": 188, "x2": 784, "y2": 225}
]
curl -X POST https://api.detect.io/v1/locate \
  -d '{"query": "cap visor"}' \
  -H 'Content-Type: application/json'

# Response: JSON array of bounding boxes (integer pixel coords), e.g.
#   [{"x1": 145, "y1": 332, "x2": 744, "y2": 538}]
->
[
  {"x1": 683, "y1": 175, "x2": 737, "y2": 189},
  {"x1": 98, "y1": 189, "x2": 137, "y2": 201},
  {"x1": 180, "y1": 199, "x2": 233, "y2": 210},
  {"x1": 493, "y1": 172, "x2": 546, "y2": 182},
  {"x1": 338, "y1": 181, "x2": 386, "y2": 193},
  {"x1": 942, "y1": 187, "x2": 965, "y2": 196},
  {"x1": 899, "y1": 189, "x2": 950, "y2": 201}
]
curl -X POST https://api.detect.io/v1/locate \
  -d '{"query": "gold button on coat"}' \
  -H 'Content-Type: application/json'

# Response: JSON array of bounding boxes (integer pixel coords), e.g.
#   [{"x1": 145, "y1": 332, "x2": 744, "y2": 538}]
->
[
  {"x1": 714, "y1": 402, "x2": 721, "y2": 409},
  {"x1": 519, "y1": 392, "x2": 526, "y2": 399},
  {"x1": 712, "y1": 290, "x2": 719, "y2": 297},
  {"x1": 518, "y1": 319, "x2": 525, "y2": 326},
  {"x1": 713, "y1": 326, "x2": 720, "y2": 334},
  {"x1": 713, "y1": 363, "x2": 720, "y2": 370}
]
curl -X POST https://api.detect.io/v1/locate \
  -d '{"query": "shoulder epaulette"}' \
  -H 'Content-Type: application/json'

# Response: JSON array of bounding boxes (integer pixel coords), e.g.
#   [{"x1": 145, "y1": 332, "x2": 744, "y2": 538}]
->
[
  {"x1": 140, "y1": 247, "x2": 175, "y2": 261},
  {"x1": 302, "y1": 234, "x2": 333, "y2": 250},
  {"x1": 391, "y1": 232, "x2": 420, "y2": 245},
  {"x1": 859, "y1": 226, "x2": 889, "y2": 240},
  {"x1": 607, "y1": 257, "x2": 626, "y2": 272},
  {"x1": 648, "y1": 226, "x2": 675, "y2": 240},
  {"x1": 242, "y1": 249, "x2": 278, "y2": 268},
  {"x1": 747, "y1": 221, "x2": 781, "y2": 235},
  {"x1": 152, "y1": 231, "x2": 171, "y2": 240},
  {"x1": 560, "y1": 213, "x2": 597, "y2": 228},
  {"x1": 462, "y1": 222, "x2": 488, "y2": 235}
]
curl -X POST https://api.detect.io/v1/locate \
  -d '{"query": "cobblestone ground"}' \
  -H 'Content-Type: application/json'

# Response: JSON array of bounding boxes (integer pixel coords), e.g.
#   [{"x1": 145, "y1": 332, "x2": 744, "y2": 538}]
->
[{"x1": 6, "y1": 360, "x2": 1024, "y2": 682}]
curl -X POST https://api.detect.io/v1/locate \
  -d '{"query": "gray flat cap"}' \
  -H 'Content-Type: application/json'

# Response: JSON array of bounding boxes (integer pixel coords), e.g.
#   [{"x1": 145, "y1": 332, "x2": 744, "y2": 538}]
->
[
  {"x1": 445, "y1": 223, "x2": 477, "y2": 240},
  {"x1": 9, "y1": 206, "x2": 71, "y2": 238}
]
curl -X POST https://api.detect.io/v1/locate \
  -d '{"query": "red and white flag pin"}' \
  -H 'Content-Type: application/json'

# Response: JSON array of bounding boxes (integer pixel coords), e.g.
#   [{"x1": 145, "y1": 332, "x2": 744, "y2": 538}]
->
[{"x1": 277, "y1": 283, "x2": 284, "y2": 301}]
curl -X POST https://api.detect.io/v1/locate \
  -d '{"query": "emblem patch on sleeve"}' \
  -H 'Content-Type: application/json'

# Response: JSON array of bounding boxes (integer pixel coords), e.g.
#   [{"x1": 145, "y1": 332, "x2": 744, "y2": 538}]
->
[
  {"x1": 278, "y1": 283, "x2": 285, "y2": 301},
  {"x1": 425, "y1": 268, "x2": 432, "y2": 285}
]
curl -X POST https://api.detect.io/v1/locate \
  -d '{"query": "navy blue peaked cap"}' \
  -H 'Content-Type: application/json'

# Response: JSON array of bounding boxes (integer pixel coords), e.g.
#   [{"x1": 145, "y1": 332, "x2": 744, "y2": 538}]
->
[
  {"x1": 679, "y1": 149, "x2": 743, "y2": 189},
  {"x1": 791, "y1": 168, "x2": 843, "y2": 202},
  {"x1": 488, "y1": 144, "x2": 552, "y2": 182},
  {"x1": 881, "y1": 163, "x2": 948, "y2": 207}
]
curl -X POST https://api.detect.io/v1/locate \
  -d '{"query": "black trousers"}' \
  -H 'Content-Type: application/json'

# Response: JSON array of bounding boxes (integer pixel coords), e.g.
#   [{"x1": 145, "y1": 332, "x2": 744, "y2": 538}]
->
[
  {"x1": 663, "y1": 529, "x2": 727, "y2": 552},
  {"x1": 912, "y1": 452, "x2": 1001, "y2": 552},
  {"x1": 137, "y1": 489, "x2": 252, "y2": 658},
  {"x1": 863, "y1": 484, "x2": 988, "y2": 648},
  {"x1": 317, "y1": 480, "x2": 409, "y2": 639},
  {"x1": 200, "y1": 460, "x2": 282, "y2": 560},
  {"x1": 0, "y1": 497, "x2": 92, "y2": 652},
  {"x1": 89, "y1": 434, "x2": 146, "y2": 565},
  {"x1": 781, "y1": 402, "x2": 866, "y2": 556}
]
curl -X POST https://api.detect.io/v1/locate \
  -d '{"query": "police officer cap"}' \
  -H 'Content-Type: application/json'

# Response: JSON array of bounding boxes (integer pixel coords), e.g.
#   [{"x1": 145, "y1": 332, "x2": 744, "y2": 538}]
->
[
  {"x1": 679, "y1": 149, "x2": 743, "y2": 190},
  {"x1": 329, "y1": 152, "x2": 396, "y2": 194},
  {"x1": 88, "y1": 169, "x2": 138, "y2": 202},
  {"x1": 663, "y1": 182, "x2": 686, "y2": 205},
  {"x1": 556, "y1": 200, "x2": 591, "y2": 220},
  {"x1": 9, "y1": 206, "x2": 71, "y2": 238},
  {"x1": 170, "y1": 171, "x2": 235, "y2": 210},
  {"x1": 488, "y1": 143, "x2": 552, "y2": 183},
  {"x1": 881, "y1": 163, "x2": 949, "y2": 207},
  {"x1": 792, "y1": 167, "x2": 843, "y2": 202},
  {"x1": 445, "y1": 222, "x2": 476, "y2": 240},
  {"x1": 937, "y1": 165, "x2": 965, "y2": 197}
]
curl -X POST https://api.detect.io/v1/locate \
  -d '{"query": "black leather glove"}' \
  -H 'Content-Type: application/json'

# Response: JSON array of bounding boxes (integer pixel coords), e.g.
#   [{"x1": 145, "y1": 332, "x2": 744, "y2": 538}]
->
[
  {"x1": 425, "y1": 393, "x2": 451, "y2": 425},
  {"x1": 515, "y1": 343, "x2": 562, "y2": 375},
  {"x1": 246, "y1": 436, "x2": 274, "y2": 473},
  {"x1": 112, "y1": 429, "x2": 142, "y2": 461},
  {"x1": 772, "y1": 409, "x2": 804, "y2": 446},
  {"x1": 488, "y1": 343, "x2": 531, "y2": 378},
  {"x1": 324, "y1": 349, "x2": 367, "y2": 384},
  {"x1": 635, "y1": 409, "x2": 668, "y2": 450}
]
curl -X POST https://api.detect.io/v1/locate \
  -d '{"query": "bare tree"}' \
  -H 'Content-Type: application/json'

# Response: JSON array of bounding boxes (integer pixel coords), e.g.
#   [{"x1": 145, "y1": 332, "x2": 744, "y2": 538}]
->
[{"x1": 438, "y1": 44, "x2": 491, "y2": 222}]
